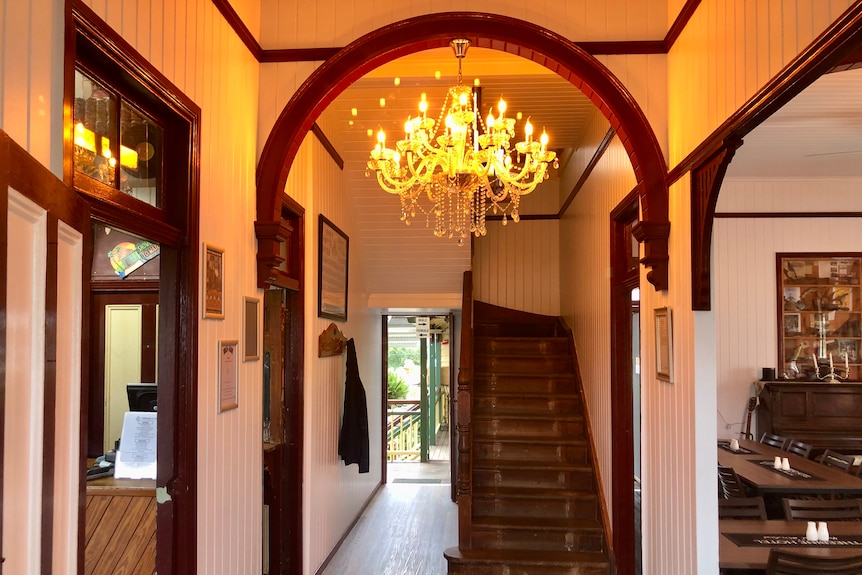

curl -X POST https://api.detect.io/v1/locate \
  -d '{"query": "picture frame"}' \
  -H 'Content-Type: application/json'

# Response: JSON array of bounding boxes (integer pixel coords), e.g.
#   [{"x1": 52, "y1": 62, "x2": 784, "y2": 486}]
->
[
  {"x1": 243, "y1": 296, "x2": 260, "y2": 362},
  {"x1": 203, "y1": 243, "x2": 225, "y2": 319},
  {"x1": 783, "y1": 313, "x2": 801, "y2": 335},
  {"x1": 318, "y1": 214, "x2": 349, "y2": 322},
  {"x1": 654, "y1": 307, "x2": 673, "y2": 382},
  {"x1": 218, "y1": 340, "x2": 239, "y2": 412}
]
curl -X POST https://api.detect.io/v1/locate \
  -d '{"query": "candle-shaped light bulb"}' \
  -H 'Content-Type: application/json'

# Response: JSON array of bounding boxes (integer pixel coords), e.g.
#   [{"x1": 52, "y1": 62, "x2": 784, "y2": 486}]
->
[
  {"x1": 393, "y1": 152, "x2": 401, "y2": 166},
  {"x1": 404, "y1": 118, "x2": 413, "y2": 136},
  {"x1": 498, "y1": 98, "x2": 507, "y2": 117},
  {"x1": 459, "y1": 92, "x2": 468, "y2": 107},
  {"x1": 524, "y1": 120, "x2": 533, "y2": 142},
  {"x1": 419, "y1": 97, "x2": 428, "y2": 118},
  {"x1": 487, "y1": 109, "x2": 496, "y2": 129},
  {"x1": 540, "y1": 131, "x2": 549, "y2": 151}
]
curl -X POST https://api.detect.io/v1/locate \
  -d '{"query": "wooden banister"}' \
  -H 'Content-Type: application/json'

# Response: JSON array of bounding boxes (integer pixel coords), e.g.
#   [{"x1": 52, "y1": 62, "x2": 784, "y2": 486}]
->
[{"x1": 456, "y1": 270, "x2": 474, "y2": 549}]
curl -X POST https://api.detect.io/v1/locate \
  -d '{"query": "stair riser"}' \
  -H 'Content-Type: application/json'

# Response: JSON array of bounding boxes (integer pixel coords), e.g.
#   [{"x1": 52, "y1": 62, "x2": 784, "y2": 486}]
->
[
  {"x1": 473, "y1": 418, "x2": 585, "y2": 438},
  {"x1": 476, "y1": 355, "x2": 572, "y2": 374},
  {"x1": 474, "y1": 396, "x2": 581, "y2": 417},
  {"x1": 473, "y1": 442, "x2": 589, "y2": 465},
  {"x1": 475, "y1": 324, "x2": 558, "y2": 338},
  {"x1": 471, "y1": 528, "x2": 605, "y2": 553},
  {"x1": 446, "y1": 561, "x2": 610, "y2": 575},
  {"x1": 474, "y1": 468, "x2": 594, "y2": 491},
  {"x1": 473, "y1": 376, "x2": 575, "y2": 394},
  {"x1": 472, "y1": 496, "x2": 599, "y2": 521},
  {"x1": 475, "y1": 338, "x2": 570, "y2": 355}
]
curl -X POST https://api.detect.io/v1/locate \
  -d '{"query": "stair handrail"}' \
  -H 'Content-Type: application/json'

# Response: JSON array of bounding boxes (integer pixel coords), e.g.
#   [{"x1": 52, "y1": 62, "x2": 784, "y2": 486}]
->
[{"x1": 456, "y1": 270, "x2": 474, "y2": 548}]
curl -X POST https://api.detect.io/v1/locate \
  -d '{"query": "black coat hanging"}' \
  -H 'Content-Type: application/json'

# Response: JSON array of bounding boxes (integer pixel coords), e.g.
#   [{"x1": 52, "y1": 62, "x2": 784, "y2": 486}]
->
[{"x1": 338, "y1": 338, "x2": 370, "y2": 473}]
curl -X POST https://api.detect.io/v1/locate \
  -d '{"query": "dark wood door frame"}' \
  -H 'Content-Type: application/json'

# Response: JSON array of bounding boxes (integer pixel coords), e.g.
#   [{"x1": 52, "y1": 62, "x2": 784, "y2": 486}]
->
[{"x1": 610, "y1": 191, "x2": 640, "y2": 575}]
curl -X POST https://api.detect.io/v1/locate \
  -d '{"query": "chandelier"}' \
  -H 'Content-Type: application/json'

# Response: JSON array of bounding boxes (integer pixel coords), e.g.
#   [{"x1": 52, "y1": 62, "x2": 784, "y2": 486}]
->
[{"x1": 366, "y1": 39, "x2": 558, "y2": 244}]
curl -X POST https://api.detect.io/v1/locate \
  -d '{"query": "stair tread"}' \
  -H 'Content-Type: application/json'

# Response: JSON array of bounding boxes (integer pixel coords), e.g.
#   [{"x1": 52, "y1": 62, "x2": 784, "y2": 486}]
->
[
  {"x1": 445, "y1": 547, "x2": 609, "y2": 566},
  {"x1": 474, "y1": 516, "x2": 603, "y2": 530},
  {"x1": 474, "y1": 371, "x2": 576, "y2": 378},
  {"x1": 473, "y1": 413, "x2": 584, "y2": 422},
  {"x1": 474, "y1": 390, "x2": 579, "y2": 398},
  {"x1": 474, "y1": 486, "x2": 597, "y2": 499},
  {"x1": 473, "y1": 460, "x2": 593, "y2": 471},
  {"x1": 473, "y1": 436, "x2": 588, "y2": 445}
]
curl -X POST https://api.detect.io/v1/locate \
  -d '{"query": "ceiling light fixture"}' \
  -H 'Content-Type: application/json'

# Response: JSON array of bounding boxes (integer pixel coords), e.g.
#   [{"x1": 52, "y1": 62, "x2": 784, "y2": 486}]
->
[{"x1": 366, "y1": 39, "x2": 558, "y2": 245}]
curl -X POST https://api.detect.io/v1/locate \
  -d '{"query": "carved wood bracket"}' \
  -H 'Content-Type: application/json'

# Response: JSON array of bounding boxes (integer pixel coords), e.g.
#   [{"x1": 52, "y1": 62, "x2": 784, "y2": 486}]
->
[
  {"x1": 690, "y1": 137, "x2": 742, "y2": 310},
  {"x1": 632, "y1": 220, "x2": 671, "y2": 292},
  {"x1": 255, "y1": 193, "x2": 304, "y2": 291}
]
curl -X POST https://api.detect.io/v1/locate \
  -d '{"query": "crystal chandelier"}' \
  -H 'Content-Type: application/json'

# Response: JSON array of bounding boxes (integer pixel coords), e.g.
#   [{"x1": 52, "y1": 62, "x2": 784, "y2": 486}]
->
[{"x1": 366, "y1": 39, "x2": 558, "y2": 244}]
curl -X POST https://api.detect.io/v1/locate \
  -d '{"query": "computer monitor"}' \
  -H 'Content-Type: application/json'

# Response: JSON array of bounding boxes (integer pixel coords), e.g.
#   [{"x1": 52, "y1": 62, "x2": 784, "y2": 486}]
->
[{"x1": 127, "y1": 383, "x2": 157, "y2": 412}]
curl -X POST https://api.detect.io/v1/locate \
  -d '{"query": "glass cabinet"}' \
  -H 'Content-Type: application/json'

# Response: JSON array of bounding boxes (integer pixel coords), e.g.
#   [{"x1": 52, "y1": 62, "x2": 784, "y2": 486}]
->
[{"x1": 779, "y1": 253, "x2": 862, "y2": 381}]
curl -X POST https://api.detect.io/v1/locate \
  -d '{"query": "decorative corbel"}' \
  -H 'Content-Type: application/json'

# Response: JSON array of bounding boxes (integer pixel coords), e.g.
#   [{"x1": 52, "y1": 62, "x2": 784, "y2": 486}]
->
[
  {"x1": 632, "y1": 221, "x2": 671, "y2": 292},
  {"x1": 690, "y1": 137, "x2": 742, "y2": 311}
]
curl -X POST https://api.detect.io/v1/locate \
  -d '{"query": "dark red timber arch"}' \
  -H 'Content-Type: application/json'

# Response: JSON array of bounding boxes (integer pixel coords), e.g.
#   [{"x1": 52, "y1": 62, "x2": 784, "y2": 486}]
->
[{"x1": 256, "y1": 12, "x2": 670, "y2": 290}]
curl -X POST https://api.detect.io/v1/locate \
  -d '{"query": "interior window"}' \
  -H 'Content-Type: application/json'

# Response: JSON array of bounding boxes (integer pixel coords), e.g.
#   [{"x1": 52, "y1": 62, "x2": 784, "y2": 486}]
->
[{"x1": 73, "y1": 68, "x2": 164, "y2": 208}]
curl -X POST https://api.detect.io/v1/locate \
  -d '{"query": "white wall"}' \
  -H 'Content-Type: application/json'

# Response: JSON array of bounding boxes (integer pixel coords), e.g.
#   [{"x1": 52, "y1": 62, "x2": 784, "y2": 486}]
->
[
  {"x1": 714, "y1": 178, "x2": 862, "y2": 438},
  {"x1": 285, "y1": 133, "x2": 380, "y2": 575}
]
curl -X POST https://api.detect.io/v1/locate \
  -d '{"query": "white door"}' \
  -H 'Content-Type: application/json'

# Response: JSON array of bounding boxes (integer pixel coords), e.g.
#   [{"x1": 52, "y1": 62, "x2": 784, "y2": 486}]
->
[{"x1": 1, "y1": 132, "x2": 89, "y2": 575}]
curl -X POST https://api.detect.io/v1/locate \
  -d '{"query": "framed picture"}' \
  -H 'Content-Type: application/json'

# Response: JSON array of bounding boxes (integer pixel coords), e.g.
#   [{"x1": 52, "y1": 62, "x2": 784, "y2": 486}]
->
[
  {"x1": 218, "y1": 340, "x2": 239, "y2": 412},
  {"x1": 203, "y1": 243, "x2": 225, "y2": 319},
  {"x1": 318, "y1": 214, "x2": 349, "y2": 322},
  {"x1": 655, "y1": 307, "x2": 673, "y2": 382},
  {"x1": 243, "y1": 296, "x2": 260, "y2": 362},
  {"x1": 783, "y1": 313, "x2": 801, "y2": 335}
]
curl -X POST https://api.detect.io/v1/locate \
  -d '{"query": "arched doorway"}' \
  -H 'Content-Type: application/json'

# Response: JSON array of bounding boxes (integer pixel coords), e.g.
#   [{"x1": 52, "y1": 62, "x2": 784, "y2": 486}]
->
[{"x1": 255, "y1": 12, "x2": 671, "y2": 574}]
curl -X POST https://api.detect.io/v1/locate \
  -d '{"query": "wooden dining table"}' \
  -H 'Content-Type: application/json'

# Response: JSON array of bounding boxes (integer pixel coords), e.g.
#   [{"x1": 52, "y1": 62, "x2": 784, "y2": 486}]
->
[
  {"x1": 718, "y1": 438, "x2": 862, "y2": 496},
  {"x1": 719, "y1": 519, "x2": 862, "y2": 571}
]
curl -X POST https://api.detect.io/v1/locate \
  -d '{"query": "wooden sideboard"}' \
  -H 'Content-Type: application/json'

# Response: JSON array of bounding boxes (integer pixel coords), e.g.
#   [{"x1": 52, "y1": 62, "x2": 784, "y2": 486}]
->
[{"x1": 757, "y1": 381, "x2": 862, "y2": 456}]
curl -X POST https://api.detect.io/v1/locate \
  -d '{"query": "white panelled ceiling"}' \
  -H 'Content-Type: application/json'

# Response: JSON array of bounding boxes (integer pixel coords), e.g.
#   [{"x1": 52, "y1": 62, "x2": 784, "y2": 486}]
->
[{"x1": 315, "y1": 46, "x2": 862, "y2": 304}]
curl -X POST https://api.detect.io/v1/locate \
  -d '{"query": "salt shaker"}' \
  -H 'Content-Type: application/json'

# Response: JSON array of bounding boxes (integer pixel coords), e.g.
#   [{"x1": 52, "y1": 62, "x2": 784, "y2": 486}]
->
[
  {"x1": 781, "y1": 457, "x2": 791, "y2": 471},
  {"x1": 817, "y1": 521, "x2": 829, "y2": 542},
  {"x1": 806, "y1": 521, "x2": 818, "y2": 542},
  {"x1": 774, "y1": 456, "x2": 782, "y2": 469}
]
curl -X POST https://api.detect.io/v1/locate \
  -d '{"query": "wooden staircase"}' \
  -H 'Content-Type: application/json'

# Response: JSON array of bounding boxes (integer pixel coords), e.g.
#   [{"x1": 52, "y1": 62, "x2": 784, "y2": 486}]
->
[{"x1": 445, "y1": 300, "x2": 613, "y2": 575}]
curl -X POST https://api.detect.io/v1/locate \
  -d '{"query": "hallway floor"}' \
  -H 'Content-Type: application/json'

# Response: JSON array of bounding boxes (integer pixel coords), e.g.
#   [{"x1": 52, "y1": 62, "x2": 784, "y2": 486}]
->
[{"x1": 320, "y1": 432, "x2": 456, "y2": 575}]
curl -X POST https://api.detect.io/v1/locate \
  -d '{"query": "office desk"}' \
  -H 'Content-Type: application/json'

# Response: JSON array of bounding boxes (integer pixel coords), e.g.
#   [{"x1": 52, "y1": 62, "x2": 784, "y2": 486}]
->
[
  {"x1": 86, "y1": 475, "x2": 156, "y2": 575},
  {"x1": 718, "y1": 439, "x2": 862, "y2": 496},
  {"x1": 719, "y1": 520, "x2": 862, "y2": 570}
]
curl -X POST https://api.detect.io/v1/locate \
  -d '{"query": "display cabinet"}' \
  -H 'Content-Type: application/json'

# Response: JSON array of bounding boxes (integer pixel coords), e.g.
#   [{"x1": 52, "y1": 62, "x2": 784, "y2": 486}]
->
[{"x1": 779, "y1": 253, "x2": 862, "y2": 381}]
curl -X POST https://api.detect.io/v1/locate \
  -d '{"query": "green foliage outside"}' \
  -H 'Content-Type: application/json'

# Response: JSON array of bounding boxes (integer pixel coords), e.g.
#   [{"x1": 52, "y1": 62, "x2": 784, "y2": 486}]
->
[
  {"x1": 388, "y1": 346, "x2": 420, "y2": 371},
  {"x1": 387, "y1": 370, "x2": 409, "y2": 399}
]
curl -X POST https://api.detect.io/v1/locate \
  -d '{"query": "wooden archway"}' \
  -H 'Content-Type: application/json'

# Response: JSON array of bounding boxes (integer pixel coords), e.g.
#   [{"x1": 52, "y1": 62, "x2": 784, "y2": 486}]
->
[{"x1": 256, "y1": 12, "x2": 671, "y2": 290}]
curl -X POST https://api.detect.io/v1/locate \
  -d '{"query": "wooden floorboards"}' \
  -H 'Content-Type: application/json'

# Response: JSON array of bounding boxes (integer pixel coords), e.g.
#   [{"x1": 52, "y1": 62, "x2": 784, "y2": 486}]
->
[{"x1": 320, "y1": 444, "x2": 456, "y2": 575}]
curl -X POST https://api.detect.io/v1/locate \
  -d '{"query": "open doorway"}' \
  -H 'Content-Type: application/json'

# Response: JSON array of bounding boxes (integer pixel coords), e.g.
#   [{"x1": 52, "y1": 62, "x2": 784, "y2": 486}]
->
[{"x1": 384, "y1": 315, "x2": 453, "y2": 484}]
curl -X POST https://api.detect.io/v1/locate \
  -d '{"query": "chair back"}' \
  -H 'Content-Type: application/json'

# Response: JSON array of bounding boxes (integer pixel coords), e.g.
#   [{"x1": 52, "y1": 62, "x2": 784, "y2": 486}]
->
[
  {"x1": 760, "y1": 432, "x2": 788, "y2": 450},
  {"x1": 820, "y1": 449, "x2": 855, "y2": 472},
  {"x1": 718, "y1": 465, "x2": 748, "y2": 499},
  {"x1": 784, "y1": 439, "x2": 813, "y2": 459},
  {"x1": 782, "y1": 498, "x2": 862, "y2": 521},
  {"x1": 718, "y1": 496, "x2": 767, "y2": 520},
  {"x1": 766, "y1": 548, "x2": 862, "y2": 574}
]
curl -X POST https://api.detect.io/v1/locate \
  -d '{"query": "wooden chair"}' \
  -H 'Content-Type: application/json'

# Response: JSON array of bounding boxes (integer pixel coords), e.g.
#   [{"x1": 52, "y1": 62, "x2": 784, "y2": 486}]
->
[
  {"x1": 760, "y1": 432, "x2": 788, "y2": 450},
  {"x1": 766, "y1": 548, "x2": 862, "y2": 574},
  {"x1": 718, "y1": 465, "x2": 749, "y2": 499},
  {"x1": 820, "y1": 449, "x2": 855, "y2": 472},
  {"x1": 784, "y1": 439, "x2": 813, "y2": 459},
  {"x1": 718, "y1": 496, "x2": 768, "y2": 520},
  {"x1": 782, "y1": 498, "x2": 862, "y2": 521}
]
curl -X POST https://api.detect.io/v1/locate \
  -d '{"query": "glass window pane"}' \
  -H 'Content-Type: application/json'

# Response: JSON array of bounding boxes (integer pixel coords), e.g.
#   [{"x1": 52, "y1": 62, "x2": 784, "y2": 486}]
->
[
  {"x1": 74, "y1": 70, "x2": 117, "y2": 187},
  {"x1": 120, "y1": 102, "x2": 163, "y2": 208}
]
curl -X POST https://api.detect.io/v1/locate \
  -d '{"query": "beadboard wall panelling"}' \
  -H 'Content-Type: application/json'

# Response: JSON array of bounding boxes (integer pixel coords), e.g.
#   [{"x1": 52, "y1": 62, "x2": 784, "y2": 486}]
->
[
  {"x1": 258, "y1": 0, "x2": 667, "y2": 50},
  {"x1": 473, "y1": 220, "x2": 561, "y2": 316},
  {"x1": 285, "y1": 134, "x2": 380, "y2": 575},
  {"x1": 718, "y1": 178, "x2": 862, "y2": 212},
  {"x1": 560, "y1": 120, "x2": 637, "y2": 520},
  {"x1": 667, "y1": 0, "x2": 855, "y2": 168},
  {"x1": 0, "y1": 0, "x2": 63, "y2": 172},
  {"x1": 713, "y1": 179, "x2": 862, "y2": 441},
  {"x1": 82, "y1": 2, "x2": 265, "y2": 573},
  {"x1": 637, "y1": 175, "x2": 702, "y2": 574}
]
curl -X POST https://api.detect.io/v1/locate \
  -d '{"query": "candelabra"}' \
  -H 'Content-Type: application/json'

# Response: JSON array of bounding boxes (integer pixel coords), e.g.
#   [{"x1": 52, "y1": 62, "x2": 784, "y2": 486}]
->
[{"x1": 814, "y1": 353, "x2": 850, "y2": 383}]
